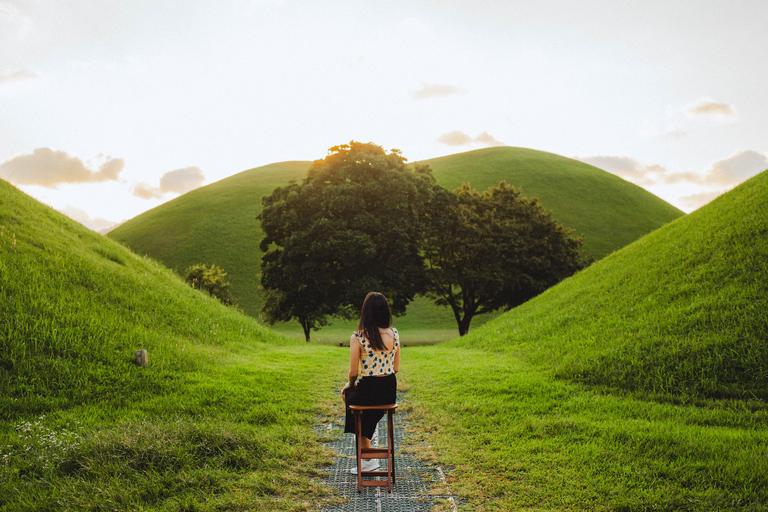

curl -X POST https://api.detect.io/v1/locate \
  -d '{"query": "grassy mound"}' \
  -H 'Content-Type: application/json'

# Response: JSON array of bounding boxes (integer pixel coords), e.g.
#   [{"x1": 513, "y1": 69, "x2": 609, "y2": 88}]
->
[
  {"x1": 0, "y1": 178, "x2": 340, "y2": 510},
  {"x1": 456, "y1": 168, "x2": 768, "y2": 400},
  {"x1": 422, "y1": 147, "x2": 684, "y2": 260},
  {"x1": 401, "y1": 170, "x2": 768, "y2": 510},
  {"x1": 108, "y1": 161, "x2": 310, "y2": 321},
  {"x1": 109, "y1": 148, "x2": 683, "y2": 339}
]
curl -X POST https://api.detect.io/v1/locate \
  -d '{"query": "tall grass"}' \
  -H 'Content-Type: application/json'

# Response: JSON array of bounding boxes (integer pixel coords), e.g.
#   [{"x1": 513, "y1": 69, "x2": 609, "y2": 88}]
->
[{"x1": 0, "y1": 179, "x2": 347, "y2": 510}]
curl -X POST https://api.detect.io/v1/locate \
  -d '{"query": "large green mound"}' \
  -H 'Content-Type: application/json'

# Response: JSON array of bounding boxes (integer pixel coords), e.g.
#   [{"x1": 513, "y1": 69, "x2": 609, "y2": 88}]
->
[
  {"x1": 456, "y1": 168, "x2": 768, "y2": 399},
  {"x1": 109, "y1": 160, "x2": 311, "y2": 320},
  {"x1": 0, "y1": 178, "x2": 284, "y2": 418},
  {"x1": 110, "y1": 147, "x2": 684, "y2": 328},
  {"x1": 422, "y1": 147, "x2": 684, "y2": 259},
  {"x1": 0, "y1": 179, "x2": 336, "y2": 509}
]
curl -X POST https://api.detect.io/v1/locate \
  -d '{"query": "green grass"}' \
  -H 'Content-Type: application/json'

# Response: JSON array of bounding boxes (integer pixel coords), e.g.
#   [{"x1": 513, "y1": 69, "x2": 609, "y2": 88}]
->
[
  {"x1": 0, "y1": 178, "x2": 349, "y2": 510},
  {"x1": 2, "y1": 163, "x2": 766, "y2": 510},
  {"x1": 454, "y1": 168, "x2": 768, "y2": 399},
  {"x1": 404, "y1": 349, "x2": 768, "y2": 511},
  {"x1": 108, "y1": 147, "x2": 684, "y2": 339},
  {"x1": 399, "y1": 169, "x2": 768, "y2": 510}
]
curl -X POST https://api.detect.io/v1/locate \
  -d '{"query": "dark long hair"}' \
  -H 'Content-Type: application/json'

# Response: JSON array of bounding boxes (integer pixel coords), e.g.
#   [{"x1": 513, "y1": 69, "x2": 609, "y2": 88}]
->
[{"x1": 357, "y1": 292, "x2": 392, "y2": 351}]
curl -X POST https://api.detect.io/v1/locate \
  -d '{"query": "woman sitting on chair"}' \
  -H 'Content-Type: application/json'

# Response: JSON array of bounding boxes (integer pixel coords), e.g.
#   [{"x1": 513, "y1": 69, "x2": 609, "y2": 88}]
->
[{"x1": 341, "y1": 291, "x2": 400, "y2": 474}]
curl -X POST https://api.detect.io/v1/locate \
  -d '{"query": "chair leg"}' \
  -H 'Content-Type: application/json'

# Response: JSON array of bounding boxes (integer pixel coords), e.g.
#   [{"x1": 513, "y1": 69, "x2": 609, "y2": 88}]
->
[
  {"x1": 355, "y1": 411, "x2": 362, "y2": 493},
  {"x1": 388, "y1": 410, "x2": 396, "y2": 489}
]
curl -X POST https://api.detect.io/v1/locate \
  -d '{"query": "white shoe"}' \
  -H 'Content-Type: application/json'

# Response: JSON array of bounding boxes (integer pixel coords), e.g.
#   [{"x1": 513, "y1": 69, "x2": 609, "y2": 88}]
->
[{"x1": 350, "y1": 458, "x2": 380, "y2": 475}]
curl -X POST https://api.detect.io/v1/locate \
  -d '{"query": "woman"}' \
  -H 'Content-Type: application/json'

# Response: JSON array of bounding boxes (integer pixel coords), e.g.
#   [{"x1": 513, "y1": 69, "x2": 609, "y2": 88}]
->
[{"x1": 341, "y1": 291, "x2": 400, "y2": 474}]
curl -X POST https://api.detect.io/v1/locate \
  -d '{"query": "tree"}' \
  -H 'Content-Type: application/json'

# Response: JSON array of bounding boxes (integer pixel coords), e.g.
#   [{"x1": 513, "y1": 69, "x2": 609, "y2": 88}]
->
[
  {"x1": 258, "y1": 142, "x2": 442, "y2": 341},
  {"x1": 183, "y1": 264, "x2": 233, "y2": 305},
  {"x1": 424, "y1": 181, "x2": 589, "y2": 336}
]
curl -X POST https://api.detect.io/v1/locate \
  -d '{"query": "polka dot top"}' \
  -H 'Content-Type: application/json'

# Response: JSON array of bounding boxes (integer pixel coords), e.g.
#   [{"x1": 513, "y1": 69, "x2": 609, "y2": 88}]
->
[{"x1": 355, "y1": 328, "x2": 399, "y2": 377}]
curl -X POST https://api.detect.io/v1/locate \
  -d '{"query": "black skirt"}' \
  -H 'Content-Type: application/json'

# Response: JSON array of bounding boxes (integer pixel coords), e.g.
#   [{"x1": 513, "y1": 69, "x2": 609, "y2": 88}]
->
[{"x1": 344, "y1": 373, "x2": 397, "y2": 439}]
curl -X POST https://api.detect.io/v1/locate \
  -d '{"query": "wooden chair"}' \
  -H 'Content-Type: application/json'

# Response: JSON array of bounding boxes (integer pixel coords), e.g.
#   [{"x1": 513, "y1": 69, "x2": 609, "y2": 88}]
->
[{"x1": 349, "y1": 403, "x2": 397, "y2": 493}]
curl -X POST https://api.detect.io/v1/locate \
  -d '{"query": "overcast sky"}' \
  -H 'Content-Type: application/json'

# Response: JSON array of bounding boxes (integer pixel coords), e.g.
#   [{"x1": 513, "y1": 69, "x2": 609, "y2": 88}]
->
[{"x1": 2, "y1": 0, "x2": 767, "y2": 231}]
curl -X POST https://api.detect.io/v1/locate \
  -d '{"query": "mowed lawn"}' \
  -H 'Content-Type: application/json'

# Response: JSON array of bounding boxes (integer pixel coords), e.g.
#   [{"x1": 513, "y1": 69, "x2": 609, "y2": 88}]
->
[{"x1": 402, "y1": 346, "x2": 768, "y2": 511}]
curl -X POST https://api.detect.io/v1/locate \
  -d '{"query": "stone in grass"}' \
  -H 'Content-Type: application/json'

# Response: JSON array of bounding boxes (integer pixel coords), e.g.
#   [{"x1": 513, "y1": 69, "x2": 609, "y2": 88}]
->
[{"x1": 135, "y1": 349, "x2": 149, "y2": 367}]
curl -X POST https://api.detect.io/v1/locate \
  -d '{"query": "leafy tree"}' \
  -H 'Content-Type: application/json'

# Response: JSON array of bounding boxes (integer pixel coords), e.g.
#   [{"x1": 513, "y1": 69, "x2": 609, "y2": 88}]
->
[
  {"x1": 183, "y1": 264, "x2": 233, "y2": 305},
  {"x1": 258, "y1": 141, "x2": 443, "y2": 341},
  {"x1": 424, "y1": 181, "x2": 589, "y2": 336}
]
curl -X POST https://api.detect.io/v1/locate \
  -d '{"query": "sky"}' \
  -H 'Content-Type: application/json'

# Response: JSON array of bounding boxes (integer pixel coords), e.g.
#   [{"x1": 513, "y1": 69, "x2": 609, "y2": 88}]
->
[{"x1": 1, "y1": 0, "x2": 767, "y2": 232}]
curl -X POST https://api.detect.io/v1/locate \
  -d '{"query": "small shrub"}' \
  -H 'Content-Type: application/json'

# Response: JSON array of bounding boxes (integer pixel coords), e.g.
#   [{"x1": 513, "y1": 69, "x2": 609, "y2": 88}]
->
[{"x1": 183, "y1": 264, "x2": 233, "y2": 305}]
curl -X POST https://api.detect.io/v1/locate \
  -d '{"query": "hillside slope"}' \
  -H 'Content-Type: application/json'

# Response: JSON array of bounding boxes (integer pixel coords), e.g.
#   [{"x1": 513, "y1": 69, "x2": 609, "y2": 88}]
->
[
  {"x1": 109, "y1": 161, "x2": 310, "y2": 319},
  {"x1": 455, "y1": 167, "x2": 768, "y2": 399},
  {"x1": 423, "y1": 147, "x2": 684, "y2": 259},
  {"x1": 110, "y1": 148, "x2": 684, "y2": 324},
  {"x1": 401, "y1": 169, "x2": 768, "y2": 509},
  {"x1": 0, "y1": 178, "x2": 284, "y2": 418},
  {"x1": 0, "y1": 179, "x2": 337, "y2": 510}
]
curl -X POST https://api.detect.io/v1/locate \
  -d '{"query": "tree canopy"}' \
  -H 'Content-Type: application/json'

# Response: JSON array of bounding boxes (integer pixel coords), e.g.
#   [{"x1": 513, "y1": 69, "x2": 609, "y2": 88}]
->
[
  {"x1": 258, "y1": 142, "x2": 443, "y2": 341},
  {"x1": 424, "y1": 181, "x2": 589, "y2": 336}
]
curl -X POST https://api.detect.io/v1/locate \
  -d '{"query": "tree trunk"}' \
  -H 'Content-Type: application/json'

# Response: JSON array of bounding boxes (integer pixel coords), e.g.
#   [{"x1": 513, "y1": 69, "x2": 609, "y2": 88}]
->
[
  {"x1": 449, "y1": 301, "x2": 475, "y2": 336},
  {"x1": 301, "y1": 319, "x2": 311, "y2": 342},
  {"x1": 458, "y1": 315, "x2": 473, "y2": 336}
]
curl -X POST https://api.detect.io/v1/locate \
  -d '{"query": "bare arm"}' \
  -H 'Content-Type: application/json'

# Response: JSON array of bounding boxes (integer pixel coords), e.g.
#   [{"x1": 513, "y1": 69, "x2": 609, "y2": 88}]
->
[
  {"x1": 394, "y1": 343, "x2": 400, "y2": 373},
  {"x1": 342, "y1": 335, "x2": 360, "y2": 395},
  {"x1": 348, "y1": 334, "x2": 360, "y2": 386}
]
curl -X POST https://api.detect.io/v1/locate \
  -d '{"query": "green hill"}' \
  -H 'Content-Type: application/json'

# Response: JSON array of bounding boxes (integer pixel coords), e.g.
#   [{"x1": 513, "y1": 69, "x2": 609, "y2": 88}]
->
[
  {"x1": 403, "y1": 169, "x2": 768, "y2": 509},
  {"x1": 109, "y1": 147, "x2": 684, "y2": 338},
  {"x1": 0, "y1": 179, "x2": 337, "y2": 510},
  {"x1": 456, "y1": 167, "x2": 768, "y2": 399},
  {"x1": 108, "y1": 160, "x2": 311, "y2": 321},
  {"x1": 422, "y1": 147, "x2": 684, "y2": 259}
]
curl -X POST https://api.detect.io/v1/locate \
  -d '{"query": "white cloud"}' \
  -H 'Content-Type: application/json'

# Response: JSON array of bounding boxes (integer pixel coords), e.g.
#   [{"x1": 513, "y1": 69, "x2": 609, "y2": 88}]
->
[
  {"x1": 576, "y1": 154, "x2": 764, "y2": 188},
  {"x1": 410, "y1": 84, "x2": 467, "y2": 100},
  {"x1": 648, "y1": 97, "x2": 737, "y2": 140},
  {"x1": 576, "y1": 156, "x2": 662, "y2": 186},
  {"x1": 681, "y1": 97, "x2": 737, "y2": 120},
  {"x1": 131, "y1": 182, "x2": 164, "y2": 199},
  {"x1": 437, "y1": 131, "x2": 505, "y2": 148},
  {"x1": 0, "y1": 69, "x2": 38, "y2": 84},
  {"x1": 474, "y1": 132, "x2": 505, "y2": 147},
  {"x1": 679, "y1": 190, "x2": 726, "y2": 211},
  {"x1": 0, "y1": 148, "x2": 124, "y2": 188},
  {"x1": 159, "y1": 166, "x2": 205, "y2": 194},
  {"x1": 132, "y1": 166, "x2": 205, "y2": 199},
  {"x1": 706, "y1": 150, "x2": 768, "y2": 185},
  {"x1": 659, "y1": 123, "x2": 687, "y2": 139},
  {"x1": 58, "y1": 205, "x2": 119, "y2": 233},
  {"x1": 579, "y1": 150, "x2": 768, "y2": 212},
  {"x1": 437, "y1": 131, "x2": 473, "y2": 146}
]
